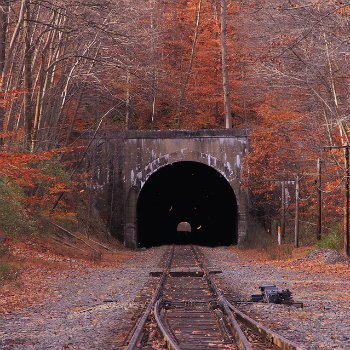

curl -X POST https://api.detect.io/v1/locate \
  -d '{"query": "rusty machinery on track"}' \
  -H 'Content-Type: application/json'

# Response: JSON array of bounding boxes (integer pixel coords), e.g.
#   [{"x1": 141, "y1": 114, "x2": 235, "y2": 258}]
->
[{"x1": 124, "y1": 245, "x2": 305, "y2": 350}]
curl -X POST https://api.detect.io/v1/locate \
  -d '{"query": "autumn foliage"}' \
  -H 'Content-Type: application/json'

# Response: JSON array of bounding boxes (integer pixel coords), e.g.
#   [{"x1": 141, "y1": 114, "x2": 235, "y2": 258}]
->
[{"x1": 0, "y1": 0, "x2": 349, "y2": 252}]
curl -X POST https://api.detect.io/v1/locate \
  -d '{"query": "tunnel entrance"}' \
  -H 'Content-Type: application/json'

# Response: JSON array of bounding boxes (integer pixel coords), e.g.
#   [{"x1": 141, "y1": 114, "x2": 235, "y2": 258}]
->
[{"x1": 137, "y1": 161, "x2": 238, "y2": 247}]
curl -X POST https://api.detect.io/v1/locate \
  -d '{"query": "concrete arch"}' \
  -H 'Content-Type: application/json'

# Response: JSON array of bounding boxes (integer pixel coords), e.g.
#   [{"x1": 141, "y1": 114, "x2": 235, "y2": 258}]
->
[
  {"x1": 140, "y1": 150, "x2": 237, "y2": 187},
  {"x1": 136, "y1": 161, "x2": 239, "y2": 247},
  {"x1": 123, "y1": 157, "x2": 248, "y2": 248},
  {"x1": 96, "y1": 129, "x2": 252, "y2": 248}
]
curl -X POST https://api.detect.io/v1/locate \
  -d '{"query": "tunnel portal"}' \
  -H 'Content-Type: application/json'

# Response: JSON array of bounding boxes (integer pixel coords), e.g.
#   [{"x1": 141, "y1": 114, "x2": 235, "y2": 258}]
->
[{"x1": 137, "y1": 161, "x2": 238, "y2": 247}]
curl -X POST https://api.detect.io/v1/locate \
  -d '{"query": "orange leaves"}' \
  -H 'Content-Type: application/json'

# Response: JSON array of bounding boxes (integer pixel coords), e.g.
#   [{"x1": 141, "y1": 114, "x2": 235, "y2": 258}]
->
[
  {"x1": 1, "y1": 153, "x2": 47, "y2": 187},
  {"x1": 0, "y1": 145, "x2": 80, "y2": 227},
  {"x1": 0, "y1": 146, "x2": 77, "y2": 183},
  {"x1": 0, "y1": 148, "x2": 68, "y2": 180},
  {"x1": 49, "y1": 183, "x2": 71, "y2": 195},
  {"x1": 242, "y1": 97, "x2": 326, "y2": 217},
  {"x1": 245, "y1": 101, "x2": 318, "y2": 183},
  {"x1": 0, "y1": 84, "x2": 23, "y2": 109},
  {"x1": 132, "y1": 0, "x2": 242, "y2": 130},
  {"x1": 0, "y1": 131, "x2": 17, "y2": 139},
  {"x1": 336, "y1": 4, "x2": 350, "y2": 17}
]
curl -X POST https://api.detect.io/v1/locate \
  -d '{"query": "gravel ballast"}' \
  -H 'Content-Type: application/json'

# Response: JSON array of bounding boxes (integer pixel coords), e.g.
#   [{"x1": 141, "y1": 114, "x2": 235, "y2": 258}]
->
[
  {"x1": 0, "y1": 246, "x2": 167, "y2": 350},
  {"x1": 1, "y1": 245, "x2": 349, "y2": 350},
  {"x1": 202, "y1": 246, "x2": 350, "y2": 350}
]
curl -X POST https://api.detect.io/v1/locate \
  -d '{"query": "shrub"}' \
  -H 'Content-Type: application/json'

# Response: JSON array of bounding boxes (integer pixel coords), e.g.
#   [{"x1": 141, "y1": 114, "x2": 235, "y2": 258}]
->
[
  {"x1": 0, "y1": 262, "x2": 18, "y2": 286},
  {"x1": 314, "y1": 233, "x2": 342, "y2": 251},
  {"x1": 0, "y1": 176, "x2": 35, "y2": 236}
]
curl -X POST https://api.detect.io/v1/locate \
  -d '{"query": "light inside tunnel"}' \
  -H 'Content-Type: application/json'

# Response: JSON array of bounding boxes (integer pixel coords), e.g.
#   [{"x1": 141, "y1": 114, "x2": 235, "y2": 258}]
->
[
  {"x1": 136, "y1": 161, "x2": 238, "y2": 247},
  {"x1": 177, "y1": 221, "x2": 192, "y2": 232}
]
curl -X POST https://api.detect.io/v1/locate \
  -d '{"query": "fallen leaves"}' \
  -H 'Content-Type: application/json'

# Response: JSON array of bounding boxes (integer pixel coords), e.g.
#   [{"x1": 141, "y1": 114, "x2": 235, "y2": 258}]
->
[
  {"x1": 0, "y1": 268, "x2": 50, "y2": 314},
  {"x1": 0, "y1": 236, "x2": 136, "y2": 314},
  {"x1": 230, "y1": 245, "x2": 350, "y2": 279}
]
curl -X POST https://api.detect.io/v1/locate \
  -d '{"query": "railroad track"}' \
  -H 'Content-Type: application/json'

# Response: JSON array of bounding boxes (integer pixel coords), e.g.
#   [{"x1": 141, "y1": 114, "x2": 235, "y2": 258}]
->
[{"x1": 124, "y1": 245, "x2": 305, "y2": 350}]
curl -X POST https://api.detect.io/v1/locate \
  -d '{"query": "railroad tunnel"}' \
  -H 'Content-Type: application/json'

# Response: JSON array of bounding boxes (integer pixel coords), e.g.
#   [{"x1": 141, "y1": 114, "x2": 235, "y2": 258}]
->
[{"x1": 136, "y1": 161, "x2": 238, "y2": 247}]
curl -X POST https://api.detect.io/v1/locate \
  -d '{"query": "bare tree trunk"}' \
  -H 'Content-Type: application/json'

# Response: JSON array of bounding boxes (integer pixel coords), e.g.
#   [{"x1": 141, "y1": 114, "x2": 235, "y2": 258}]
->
[
  {"x1": 219, "y1": 0, "x2": 232, "y2": 129},
  {"x1": 65, "y1": 86, "x2": 84, "y2": 146},
  {"x1": 319, "y1": 15, "x2": 350, "y2": 145},
  {"x1": 34, "y1": 12, "x2": 63, "y2": 148},
  {"x1": 213, "y1": 2, "x2": 221, "y2": 121},
  {"x1": 176, "y1": 0, "x2": 202, "y2": 128},
  {"x1": 1, "y1": 0, "x2": 26, "y2": 85},
  {"x1": 281, "y1": 180, "x2": 286, "y2": 239},
  {"x1": 294, "y1": 174, "x2": 300, "y2": 248},
  {"x1": 0, "y1": 0, "x2": 9, "y2": 76},
  {"x1": 317, "y1": 158, "x2": 322, "y2": 241},
  {"x1": 0, "y1": 0, "x2": 9, "y2": 139},
  {"x1": 125, "y1": 69, "x2": 131, "y2": 130},
  {"x1": 23, "y1": 1, "x2": 33, "y2": 148},
  {"x1": 150, "y1": 0, "x2": 157, "y2": 129},
  {"x1": 31, "y1": 54, "x2": 45, "y2": 152}
]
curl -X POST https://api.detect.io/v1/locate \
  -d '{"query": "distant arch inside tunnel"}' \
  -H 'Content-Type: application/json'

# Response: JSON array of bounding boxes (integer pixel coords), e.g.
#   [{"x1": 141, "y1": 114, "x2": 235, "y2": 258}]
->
[{"x1": 136, "y1": 161, "x2": 238, "y2": 247}]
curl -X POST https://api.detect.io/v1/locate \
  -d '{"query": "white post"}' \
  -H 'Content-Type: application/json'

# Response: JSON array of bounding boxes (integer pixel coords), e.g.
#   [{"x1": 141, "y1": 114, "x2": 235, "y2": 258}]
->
[{"x1": 277, "y1": 226, "x2": 281, "y2": 245}]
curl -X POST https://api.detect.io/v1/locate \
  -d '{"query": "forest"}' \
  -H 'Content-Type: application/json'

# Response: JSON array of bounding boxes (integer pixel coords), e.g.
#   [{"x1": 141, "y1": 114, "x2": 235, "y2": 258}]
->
[{"x1": 0, "y1": 0, "x2": 350, "y2": 256}]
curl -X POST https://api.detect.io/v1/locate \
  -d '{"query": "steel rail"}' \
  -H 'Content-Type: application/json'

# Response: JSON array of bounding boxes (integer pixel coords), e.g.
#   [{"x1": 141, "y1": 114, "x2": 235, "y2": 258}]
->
[
  {"x1": 191, "y1": 246, "x2": 253, "y2": 350},
  {"x1": 154, "y1": 298, "x2": 182, "y2": 350},
  {"x1": 226, "y1": 300, "x2": 306, "y2": 350},
  {"x1": 192, "y1": 246, "x2": 305, "y2": 350},
  {"x1": 126, "y1": 245, "x2": 175, "y2": 350},
  {"x1": 128, "y1": 245, "x2": 306, "y2": 350}
]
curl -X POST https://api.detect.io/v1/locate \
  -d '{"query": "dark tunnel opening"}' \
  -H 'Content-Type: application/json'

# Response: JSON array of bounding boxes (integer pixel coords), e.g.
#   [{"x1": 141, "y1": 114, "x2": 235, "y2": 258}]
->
[{"x1": 137, "y1": 161, "x2": 238, "y2": 247}]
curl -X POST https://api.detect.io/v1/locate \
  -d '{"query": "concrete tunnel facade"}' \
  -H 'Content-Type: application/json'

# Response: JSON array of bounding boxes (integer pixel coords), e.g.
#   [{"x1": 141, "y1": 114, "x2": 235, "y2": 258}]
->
[{"x1": 88, "y1": 129, "x2": 253, "y2": 249}]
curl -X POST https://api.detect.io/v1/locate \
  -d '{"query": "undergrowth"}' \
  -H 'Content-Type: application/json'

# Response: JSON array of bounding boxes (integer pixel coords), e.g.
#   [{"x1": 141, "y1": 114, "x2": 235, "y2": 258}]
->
[
  {"x1": 306, "y1": 220, "x2": 343, "y2": 252},
  {"x1": 240, "y1": 229, "x2": 293, "y2": 260},
  {"x1": 0, "y1": 176, "x2": 35, "y2": 236},
  {"x1": 0, "y1": 155, "x2": 82, "y2": 238},
  {"x1": 0, "y1": 243, "x2": 18, "y2": 286},
  {"x1": 314, "y1": 233, "x2": 343, "y2": 251},
  {"x1": 0, "y1": 262, "x2": 18, "y2": 286}
]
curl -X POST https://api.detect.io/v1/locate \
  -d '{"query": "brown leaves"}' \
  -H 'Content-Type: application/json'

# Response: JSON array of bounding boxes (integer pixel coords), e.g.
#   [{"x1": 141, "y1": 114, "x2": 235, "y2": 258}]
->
[
  {"x1": 0, "y1": 236, "x2": 134, "y2": 314},
  {"x1": 0, "y1": 267, "x2": 50, "y2": 314}
]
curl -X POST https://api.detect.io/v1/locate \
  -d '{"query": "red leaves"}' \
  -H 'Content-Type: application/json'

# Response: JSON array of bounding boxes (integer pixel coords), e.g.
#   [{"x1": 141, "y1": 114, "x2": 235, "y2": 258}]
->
[{"x1": 0, "y1": 144, "x2": 81, "y2": 225}]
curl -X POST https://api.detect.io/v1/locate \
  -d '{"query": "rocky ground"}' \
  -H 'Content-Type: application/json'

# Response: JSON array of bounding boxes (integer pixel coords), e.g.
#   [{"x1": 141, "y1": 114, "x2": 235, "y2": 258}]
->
[
  {"x1": 203, "y1": 246, "x2": 350, "y2": 350},
  {"x1": 1, "y1": 244, "x2": 349, "y2": 350},
  {"x1": 0, "y1": 246, "x2": 167, "y2": 350}
]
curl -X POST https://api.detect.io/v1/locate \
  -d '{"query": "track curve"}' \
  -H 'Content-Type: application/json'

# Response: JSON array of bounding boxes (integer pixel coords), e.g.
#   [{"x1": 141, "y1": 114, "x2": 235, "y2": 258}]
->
[{"x1": 125, "y1": 245, "x2": 306, "y2": 350}]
